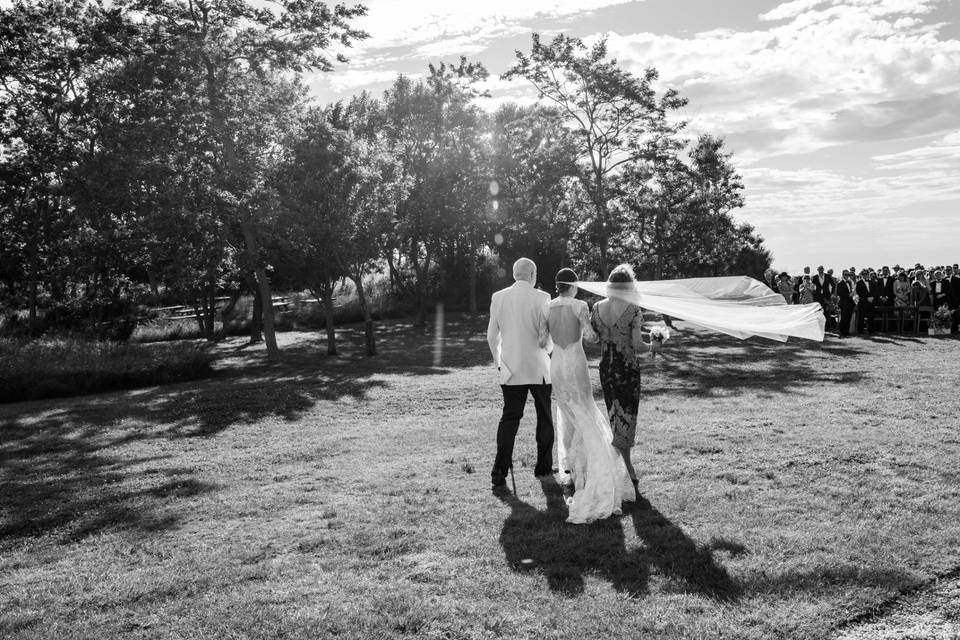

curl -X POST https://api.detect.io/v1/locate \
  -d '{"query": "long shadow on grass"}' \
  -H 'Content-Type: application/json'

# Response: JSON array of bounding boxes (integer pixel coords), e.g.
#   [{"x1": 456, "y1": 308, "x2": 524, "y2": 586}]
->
[
  {"x1": 0, "y1": 364, "x2": 384, "y2": 545},
  {"x1": 633, "y1": 330, "x2": 870, "y2": 399},
  {"x1": 0, "y1": 417, "x2": 221, "y2": 547},
  {"x1": 496, "y1": 482, "x2": 740, "y2": 600},
  {"x1": 0, "y1": 315, "x2": 494, "y2": 546},
  {"x1": 0, "y1": 318, "x2": 496, "y2": 549}
]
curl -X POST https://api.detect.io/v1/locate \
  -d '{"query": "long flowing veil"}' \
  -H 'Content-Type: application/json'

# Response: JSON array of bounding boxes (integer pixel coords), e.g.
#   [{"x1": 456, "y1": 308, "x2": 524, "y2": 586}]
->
[{"x1": 575, "y1": 276, "x2": 825, "y2": 342}]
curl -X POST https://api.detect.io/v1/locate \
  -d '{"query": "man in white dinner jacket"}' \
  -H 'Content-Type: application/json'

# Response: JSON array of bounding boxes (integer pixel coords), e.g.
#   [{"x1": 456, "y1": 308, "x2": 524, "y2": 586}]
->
[{"x1": 487, "y1": 257, "x2": 553, "y2": 489}]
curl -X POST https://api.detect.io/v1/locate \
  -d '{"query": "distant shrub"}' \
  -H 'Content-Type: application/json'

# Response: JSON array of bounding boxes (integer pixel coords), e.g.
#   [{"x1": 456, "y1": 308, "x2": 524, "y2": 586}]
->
[
  {"x1": 132, "y1": 319, "x2": 204, "y2": 343},
  {"x1": 0, "y1": 338, "x2": 215, "y2": 403},
  {"x1": 41, "y1": 297, "x2": 139, "y2": 341},
  {"x1": 275, "y1": 273, "x2": 412, "y2": 331},
  {"x1": 132, "y1": 317, "x2": 250, "y2": 343}
]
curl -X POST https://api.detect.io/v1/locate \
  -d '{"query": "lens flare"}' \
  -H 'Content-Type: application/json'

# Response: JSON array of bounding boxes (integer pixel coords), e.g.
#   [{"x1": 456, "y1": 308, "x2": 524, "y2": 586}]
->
[
  {"x1": 432, "y1": 302, "x2": 445, "y2": 367},
  {"x1": 494, "y1": 233, "x2": 504, "y2": 246},
  {"x1": 489, "y1": 180, "x2": 499, "y2": 196}
]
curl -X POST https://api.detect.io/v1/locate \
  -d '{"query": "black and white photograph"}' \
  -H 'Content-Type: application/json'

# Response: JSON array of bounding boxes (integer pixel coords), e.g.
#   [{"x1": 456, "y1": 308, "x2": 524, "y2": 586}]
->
[{"x1": 1, "y1": 0, "x2": 958, "y2": 638}]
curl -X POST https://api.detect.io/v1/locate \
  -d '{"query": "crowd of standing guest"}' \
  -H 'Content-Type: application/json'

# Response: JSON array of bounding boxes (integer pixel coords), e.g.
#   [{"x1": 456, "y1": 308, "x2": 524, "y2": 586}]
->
[{"x1": 762, "y1": 263, "x2": 960, "y2": 337}]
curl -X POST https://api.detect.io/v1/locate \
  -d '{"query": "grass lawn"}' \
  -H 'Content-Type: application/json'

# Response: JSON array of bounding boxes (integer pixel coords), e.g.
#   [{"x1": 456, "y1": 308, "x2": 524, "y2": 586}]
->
[{"x1": 1, "y1": 314, "x2": 959, "y2": 639}]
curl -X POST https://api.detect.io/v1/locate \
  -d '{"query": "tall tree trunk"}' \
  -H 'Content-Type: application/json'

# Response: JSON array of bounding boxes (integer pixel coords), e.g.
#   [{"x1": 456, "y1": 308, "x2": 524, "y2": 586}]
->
[
  {"x1": 353, "y1": 271, "x2": 376, "y2": 356},
  {"x1": 241, "y1": 221, "x2": 278, "y2": 358},
  {"x1": 205, "y1": 60, "x2": 276, "y2": 356},
  {"x1": 193, "y1": 294, "x2": 204, "y2": 334},
  {"x1": 468, "y1": 237, "x2": 478, "y2": 314},
  {"x1": 597, "y1": 211, "x2": 610, "y2": 280},
  {"x1": 202, "y1": 277, "x2": 216, "y2": 340},
  {"x1": 411, "y1": 243, "x2": 429, "y2": 332},
  {"x1": 245, "y1": 273, "x2": 263, "y2": 344},
  {"x1": 28, "y1": 250, "x2": 39, "y2": 338},
  {"x1": 317, "y1": 282, "x2": 337, "y2": 356}
]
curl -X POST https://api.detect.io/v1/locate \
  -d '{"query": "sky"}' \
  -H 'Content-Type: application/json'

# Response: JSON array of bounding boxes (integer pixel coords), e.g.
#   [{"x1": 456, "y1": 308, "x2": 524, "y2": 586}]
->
[{"x1": 308, "y1": 0, "x2": 960, "y2": 273}]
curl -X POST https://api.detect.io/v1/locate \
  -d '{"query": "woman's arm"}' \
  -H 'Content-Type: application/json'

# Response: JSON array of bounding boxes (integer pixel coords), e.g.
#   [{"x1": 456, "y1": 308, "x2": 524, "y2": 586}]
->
[
  {"x1": 579, "y1": 300, "x2": 599, "y2": 343},
  {"x1": 538, "y1": 303, "x2": 550, "y2": 349},
  {"x1": 631, "y1": 306, "x2": 645, "y2": 352}
]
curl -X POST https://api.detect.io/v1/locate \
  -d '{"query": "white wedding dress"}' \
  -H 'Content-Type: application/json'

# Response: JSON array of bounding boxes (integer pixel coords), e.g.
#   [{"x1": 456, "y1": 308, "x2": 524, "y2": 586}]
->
[{"x1": 543, "y1": 296, "x2": 632, "y2": 524}]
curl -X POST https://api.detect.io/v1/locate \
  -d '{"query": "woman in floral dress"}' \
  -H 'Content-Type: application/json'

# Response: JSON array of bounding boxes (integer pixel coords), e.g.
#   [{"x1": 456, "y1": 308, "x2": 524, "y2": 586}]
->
[{"x1": 590, "y1": 263, "x2": 649, "y2": 506}]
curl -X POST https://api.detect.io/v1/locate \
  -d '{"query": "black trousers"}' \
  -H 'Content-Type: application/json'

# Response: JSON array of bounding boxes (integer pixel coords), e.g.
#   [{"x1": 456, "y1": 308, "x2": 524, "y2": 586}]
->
[
  {"x1": 492, "y1": 383, "x2": 554, "y2": 479},
  {"x1": 839, "y1": 304, "x2": 855, "y2": 336},
  {"x1": 857, "y1": 302, "x2": 874, "y2": 333}
]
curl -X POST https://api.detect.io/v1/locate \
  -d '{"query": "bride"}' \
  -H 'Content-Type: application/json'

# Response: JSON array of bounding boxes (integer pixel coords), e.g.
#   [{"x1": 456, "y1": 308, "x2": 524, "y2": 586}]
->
[{"x1": 540, "y1": 268, "x2": 633, "y2": 524}]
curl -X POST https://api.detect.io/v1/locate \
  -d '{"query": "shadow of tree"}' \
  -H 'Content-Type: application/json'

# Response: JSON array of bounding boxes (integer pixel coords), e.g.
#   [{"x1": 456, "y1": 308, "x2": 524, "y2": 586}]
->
[
  {"x1": 0, "y1": 366, "x2": 390, "y2": 546},
  {"x1": 0, "y1": 314, "x2": 496, "y2": 547},
  {"x1": 615, "y1": 328, "x2": 871, "y2": 399},
  {"x1": 0, "y1": 416, "x2": 218, "y2": 545},
  {"x1": 496, "y1": 480, "x2": 740, "y2": 600}
]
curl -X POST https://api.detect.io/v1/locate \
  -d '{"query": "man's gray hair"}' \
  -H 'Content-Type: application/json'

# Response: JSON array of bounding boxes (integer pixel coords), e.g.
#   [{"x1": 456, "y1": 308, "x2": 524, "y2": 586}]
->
[{"x1": 513, "y1": 257, "x2": 536, "y2": 282}]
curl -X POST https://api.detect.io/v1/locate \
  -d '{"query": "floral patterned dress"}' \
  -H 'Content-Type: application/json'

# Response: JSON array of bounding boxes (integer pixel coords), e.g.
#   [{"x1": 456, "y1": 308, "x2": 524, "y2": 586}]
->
[{"x1": 590, "y1": 301, "x2": 643, "y2": 449}]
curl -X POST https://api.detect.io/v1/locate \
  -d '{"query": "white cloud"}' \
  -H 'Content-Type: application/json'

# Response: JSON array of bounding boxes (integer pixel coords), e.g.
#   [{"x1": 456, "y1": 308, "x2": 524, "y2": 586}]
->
[
  {"x1": 871, "y1": 129, "x2": 960, "y2": 169},
  {"x1": 759, "y1": 0, "x2": 940, "y2": 22},
  {"x1": 352, "y1": 0, "x2": 636, "y2": 54},
  {"x1": 740, "y1": 163, "x2": 959, "y2": 269},
  {"x1": 759, "y1": 0, "x2": 828, "y2": 22},
  {"x1": 326, "y1": 69, "x2": 420, "y2": 93},
  {"x1": 413, "y1": 24, "x2": 529, "y2": 58},
  {"x1": 600, "y1": 0, "x2": 960, "y2": 163},
  {"x1": 743, "y1": 163, "x2": 960, "y2": 226}
]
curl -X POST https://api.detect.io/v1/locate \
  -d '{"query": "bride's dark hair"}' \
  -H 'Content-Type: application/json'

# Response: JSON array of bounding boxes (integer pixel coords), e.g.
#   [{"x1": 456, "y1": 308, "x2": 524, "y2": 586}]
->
[{"x1": 555, "y1": 268, "x2": 578, "y2": 293}]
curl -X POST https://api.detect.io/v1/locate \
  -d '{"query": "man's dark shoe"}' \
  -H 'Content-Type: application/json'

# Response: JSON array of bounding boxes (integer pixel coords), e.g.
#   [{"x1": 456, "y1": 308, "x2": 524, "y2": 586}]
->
[
  {"x1": 491, "y1": 468, "x2": 507, "y2": 488},
  {"x1": 491, "y1": 484, "x2": 511, "y2": 498}
]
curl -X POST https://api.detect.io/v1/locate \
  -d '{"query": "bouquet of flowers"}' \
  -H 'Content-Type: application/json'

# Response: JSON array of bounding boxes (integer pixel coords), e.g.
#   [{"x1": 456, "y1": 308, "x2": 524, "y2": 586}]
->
[
  {"x1": 931, "y1": 305, "x2": 953, "y2": 330},
  {"x1": 648, "y1": 325, "x2": 671, "y2": 357}
]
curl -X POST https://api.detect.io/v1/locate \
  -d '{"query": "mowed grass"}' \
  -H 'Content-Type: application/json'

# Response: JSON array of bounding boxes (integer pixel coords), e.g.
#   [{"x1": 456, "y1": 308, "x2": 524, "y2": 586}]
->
[{"x1": 1, "y1": 314, "x2": 959, "y2": 639}]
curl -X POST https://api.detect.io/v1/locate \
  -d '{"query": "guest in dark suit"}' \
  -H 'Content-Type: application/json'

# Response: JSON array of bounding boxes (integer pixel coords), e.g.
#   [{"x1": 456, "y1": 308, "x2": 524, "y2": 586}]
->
[
  {"x1": 836, "y1": 270, "x2": 858, "y2": 337},
  {"x1": 825, "y1": 268, "x2": 836, "y2": 295},
  {"x1": 813, "y1": 265, "x2": 832, "y2": 302},
  {"x1": 855, "y1": 269, "x2": 875, "y2": 334},
  {"x1": 946, "y1": 266, "x2": 960, "y2": 332},
  {"x1": 869, "y1": 271, "x2": 887, "y2": 330},
  {"x1": 877, "y1": 266, "x2": 895, "y2": 307}
]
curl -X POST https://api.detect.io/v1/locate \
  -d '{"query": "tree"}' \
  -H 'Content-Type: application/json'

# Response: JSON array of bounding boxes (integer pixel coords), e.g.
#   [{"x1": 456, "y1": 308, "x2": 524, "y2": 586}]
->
[
  {"x1": 124, "y1": 0, "x2": 367, "y2": 358},
  {"x1": 381, "y1": 59, "x2": 488, "y2": 330},
  {"x1": 274, "y1": 106, "x2": 357, "y2": 356},
  {"x1": 689, "y1": 134, "x2": 746, "y2": 275},
  {"x1": 326, "y1": 95, "x2": 406, "y2": 355},
  {"x1": 620, "y1": 137, "x2": 768, "y2": 280},
  {"x1": 504, "y1": 33, "x2": 687, "y2": 277},
  {"x1": 488, "y1": 103, "x2": 581, "y2": 285},
  {"x1": 72, "y1": 30, "x2": 231, "y2": 339},
  {"x1": 0, "y1": 0, "x2": 119, "y2": 334}
]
